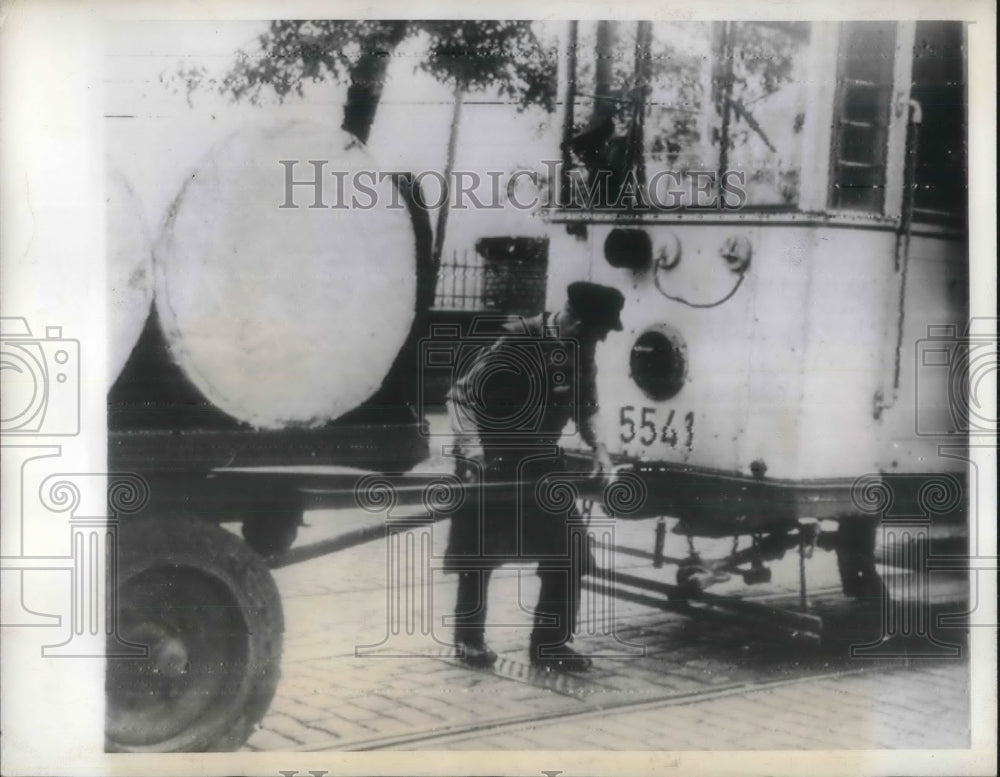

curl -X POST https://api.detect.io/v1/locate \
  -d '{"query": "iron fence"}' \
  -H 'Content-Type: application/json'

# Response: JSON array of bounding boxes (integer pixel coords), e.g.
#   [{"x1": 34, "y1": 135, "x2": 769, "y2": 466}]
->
[
  {"x1": 434, "y1": 250, "x2": 487, "y2": 311},
  {"x1": 433, "y1": 240, "x2": 549, "y2": 315}
]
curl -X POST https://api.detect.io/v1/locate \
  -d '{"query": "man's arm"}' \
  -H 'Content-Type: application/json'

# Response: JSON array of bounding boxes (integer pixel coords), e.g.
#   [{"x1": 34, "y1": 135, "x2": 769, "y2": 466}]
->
[
  {"x1": 581, "y1": 413, "x2": 613, "y2": 473},
  {"x1": 578, "y1": 345, "x2": 614, "y2": 473}
]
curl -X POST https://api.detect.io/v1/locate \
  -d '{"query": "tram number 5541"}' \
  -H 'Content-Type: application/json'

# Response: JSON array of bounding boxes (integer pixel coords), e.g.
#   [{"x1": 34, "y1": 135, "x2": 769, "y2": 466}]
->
[{"x1": 619, "y1": 405, "x2": 694, "y2": 452}]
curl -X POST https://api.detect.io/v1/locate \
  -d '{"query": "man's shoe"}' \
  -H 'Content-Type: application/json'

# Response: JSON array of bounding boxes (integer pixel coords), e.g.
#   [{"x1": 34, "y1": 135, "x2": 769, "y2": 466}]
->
[
  {"x1": 455, "y1": 639, "x2": 498, "y2": 668},
  {"x1": 529, "y1": 644, "x2": 593, "y2": 673}
]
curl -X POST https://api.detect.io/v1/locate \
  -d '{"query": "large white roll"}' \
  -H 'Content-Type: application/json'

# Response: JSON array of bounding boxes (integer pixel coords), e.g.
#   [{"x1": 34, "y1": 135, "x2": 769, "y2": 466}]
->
[
  {"x1": 154, "y1": 121, "x2": 416, "y2": 429},
  {"x1": 107, "y1": 166, "x2": 154, "y2": 388}
]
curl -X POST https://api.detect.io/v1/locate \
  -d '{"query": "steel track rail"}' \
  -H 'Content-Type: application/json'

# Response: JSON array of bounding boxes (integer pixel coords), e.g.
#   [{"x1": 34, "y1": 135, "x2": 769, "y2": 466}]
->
[{"x1": 282, "y1": 662, "x2": 897, "y2": 752}]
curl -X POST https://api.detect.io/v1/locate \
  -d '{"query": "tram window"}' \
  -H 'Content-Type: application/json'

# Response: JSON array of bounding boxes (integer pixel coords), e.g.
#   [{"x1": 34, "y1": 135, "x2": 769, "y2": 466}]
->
[
  {"x1": 565, "y1": 21, "x2": 648, "y2": 208},
  {"x1": 564, "y1": 21, "x2": 810, "y2": 209},
  {"x1": 910, "y1": 22, "x2": 967, "y2": 222},
  {"x1": 642, "y1": 22, "x2": 714, "y2": 203},
  {"x1": 708, "y1": 22, "x2": 811, "y2": 207},
  {"x1": 828, "y1": 22, "x2": 897, "y2": 213}
]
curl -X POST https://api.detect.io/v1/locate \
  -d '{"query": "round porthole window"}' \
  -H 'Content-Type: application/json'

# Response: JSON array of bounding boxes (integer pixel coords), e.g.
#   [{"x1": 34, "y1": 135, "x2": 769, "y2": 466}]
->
[{"x1": 629, "y1": 324, "x2": 688, "y2": 400}]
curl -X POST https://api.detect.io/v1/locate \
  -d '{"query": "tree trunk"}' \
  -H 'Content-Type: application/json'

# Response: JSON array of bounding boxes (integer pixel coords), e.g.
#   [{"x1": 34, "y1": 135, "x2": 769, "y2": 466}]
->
[
  {"x1": 433, "y1": 84, "x2": 465, "y2": 264},
  {"x1": 341, "y1": 21, "x2": 408, "y2": 144}
]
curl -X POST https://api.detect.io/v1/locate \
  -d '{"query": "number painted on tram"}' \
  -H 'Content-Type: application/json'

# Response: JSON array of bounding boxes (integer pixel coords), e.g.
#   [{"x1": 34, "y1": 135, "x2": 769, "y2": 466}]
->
[{"x1": 619, "y1": 405, "x2": 694, "y2": 452}]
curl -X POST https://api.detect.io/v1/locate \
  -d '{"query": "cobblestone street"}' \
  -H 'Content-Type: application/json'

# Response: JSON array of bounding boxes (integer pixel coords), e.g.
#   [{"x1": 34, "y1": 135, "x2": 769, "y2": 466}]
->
[{"x1": 244, "y1": 494, "x2": 971, "y2": 752}]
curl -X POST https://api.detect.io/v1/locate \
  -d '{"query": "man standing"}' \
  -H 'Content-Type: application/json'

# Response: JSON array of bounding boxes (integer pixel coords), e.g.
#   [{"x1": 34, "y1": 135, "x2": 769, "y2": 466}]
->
[{"x1": 444, "y1": 281, "x2": 625, "y2": 672}]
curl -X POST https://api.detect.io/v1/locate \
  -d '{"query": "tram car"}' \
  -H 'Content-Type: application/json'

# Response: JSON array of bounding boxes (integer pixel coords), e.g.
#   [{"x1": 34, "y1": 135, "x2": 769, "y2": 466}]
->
[{"x1": 542, "y1": 20, "x2": 970, "y2": 601}]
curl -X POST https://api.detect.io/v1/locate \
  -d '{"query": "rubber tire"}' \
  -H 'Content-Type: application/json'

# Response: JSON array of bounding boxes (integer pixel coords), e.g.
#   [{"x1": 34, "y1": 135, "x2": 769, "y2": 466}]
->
[{"x1": 106, "y1": 516, "x2": 284, "y2": 752}]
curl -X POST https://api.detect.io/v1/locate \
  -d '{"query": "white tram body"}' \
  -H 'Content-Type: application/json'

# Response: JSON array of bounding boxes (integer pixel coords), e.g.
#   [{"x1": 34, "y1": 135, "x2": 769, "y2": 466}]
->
[
  {"x1": 543, "y1": 20, "x2": 969, "y2": 522},
  {"x1": 549, "y1": 216, "x2": 966, "y2": 482}
]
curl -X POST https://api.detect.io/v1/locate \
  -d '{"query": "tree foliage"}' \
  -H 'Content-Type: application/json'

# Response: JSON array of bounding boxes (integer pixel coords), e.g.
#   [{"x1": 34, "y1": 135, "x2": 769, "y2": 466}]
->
[
  {"x1": 416, "y1": 21, "x2": 556, "y2": 107},
  {"x1": 169, "y1": 20, "x2": 557, "y2": 141}
]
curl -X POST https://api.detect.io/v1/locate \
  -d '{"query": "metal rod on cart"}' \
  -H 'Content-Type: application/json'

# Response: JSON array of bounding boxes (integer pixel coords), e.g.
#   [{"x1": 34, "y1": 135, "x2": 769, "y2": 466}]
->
[
  {"x1": 270, "y1": 511, "x2": 442, "y2": 570},
  {"x1": 585, "y1": 568, "x2": 823, "y2": 640},
  {"x1": 653, "y1": 517, "x2": 666, "y2": 568}
]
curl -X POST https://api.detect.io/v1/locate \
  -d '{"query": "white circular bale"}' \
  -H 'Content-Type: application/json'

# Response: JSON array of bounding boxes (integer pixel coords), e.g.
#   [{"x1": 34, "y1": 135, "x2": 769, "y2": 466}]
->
[
  {"x1": 155, "y1": 122, "x2": 416, "y2": 429},
  {"x1": 107, "y1": 167, "x2": 154, "y2": 388}
]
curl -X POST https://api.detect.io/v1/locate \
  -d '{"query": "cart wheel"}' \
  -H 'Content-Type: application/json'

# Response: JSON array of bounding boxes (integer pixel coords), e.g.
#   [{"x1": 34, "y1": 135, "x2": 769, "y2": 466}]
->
[
  {"x1": 242, "y1": 516, "x2": 300, "y2": 559},
  {"x1": 836, "y1": 518, "x2": 888, "y2": 602},
  {"x1": 106, "y1": 516, "x2": 283, "y2": 752}
]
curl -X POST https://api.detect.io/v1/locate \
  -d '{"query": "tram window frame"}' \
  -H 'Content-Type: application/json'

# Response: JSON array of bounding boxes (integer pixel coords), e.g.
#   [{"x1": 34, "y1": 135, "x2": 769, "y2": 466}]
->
[
  {"x1": 710, "y1": 21, "x2": 812, "y2": 210},
  {"x1": 909, "y1": 21, "x2": 968, "y2": 224},
  {"x1": 827, "y1": 22, "x2": 898, "y2": 214},
  {"x1": 563, "y1": 20, "x2": 812, "y2": 212}
]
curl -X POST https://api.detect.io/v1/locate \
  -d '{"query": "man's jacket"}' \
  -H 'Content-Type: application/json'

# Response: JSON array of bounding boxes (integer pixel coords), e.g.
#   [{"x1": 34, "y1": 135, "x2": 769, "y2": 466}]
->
[{"x1": 446, "y1": 312, "x2": 601, "y2": 454}]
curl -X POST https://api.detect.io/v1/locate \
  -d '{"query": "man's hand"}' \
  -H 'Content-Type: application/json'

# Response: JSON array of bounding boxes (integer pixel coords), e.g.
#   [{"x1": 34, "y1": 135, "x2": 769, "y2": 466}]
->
[{"x1": 592, "y1": 442, "x2": 614, "y2": 476}]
